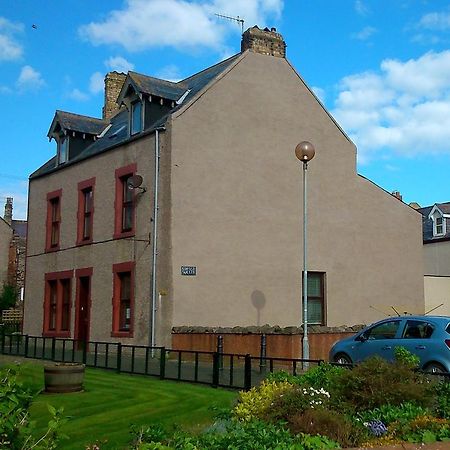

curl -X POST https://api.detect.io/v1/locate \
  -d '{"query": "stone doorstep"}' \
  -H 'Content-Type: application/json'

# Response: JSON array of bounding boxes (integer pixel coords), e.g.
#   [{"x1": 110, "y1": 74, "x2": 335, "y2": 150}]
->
[{"x1": 351, "y1": 442, "x2": 450, "y2": 450}]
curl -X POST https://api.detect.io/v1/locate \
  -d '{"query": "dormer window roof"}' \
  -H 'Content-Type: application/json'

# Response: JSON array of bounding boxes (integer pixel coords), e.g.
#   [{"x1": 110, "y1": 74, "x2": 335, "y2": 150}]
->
[{"x1": 428, "y1": 204, "x2": 450, "y2": 238}]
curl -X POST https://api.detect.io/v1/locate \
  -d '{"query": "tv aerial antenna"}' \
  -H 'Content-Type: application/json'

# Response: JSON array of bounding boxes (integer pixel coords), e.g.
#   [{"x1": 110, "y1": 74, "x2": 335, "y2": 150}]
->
[{"x1": 215, "y1": 13, "x2": 245, "y2": 34}]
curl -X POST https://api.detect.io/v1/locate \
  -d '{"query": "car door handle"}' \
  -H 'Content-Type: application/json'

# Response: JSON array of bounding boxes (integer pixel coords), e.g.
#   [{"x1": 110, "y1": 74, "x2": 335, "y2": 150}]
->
[
  {"x1": 382, "y1": 346, "x2": 392, "y2": 350},
  {"x1": 415, "y1": 345, "x2": 426, "y2": 350}
]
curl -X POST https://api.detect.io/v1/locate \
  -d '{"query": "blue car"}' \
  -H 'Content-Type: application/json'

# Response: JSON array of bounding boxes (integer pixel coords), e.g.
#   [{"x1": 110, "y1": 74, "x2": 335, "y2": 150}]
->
[{"x1": 329, "y1": 315, "x2": 450, "y2": 373}]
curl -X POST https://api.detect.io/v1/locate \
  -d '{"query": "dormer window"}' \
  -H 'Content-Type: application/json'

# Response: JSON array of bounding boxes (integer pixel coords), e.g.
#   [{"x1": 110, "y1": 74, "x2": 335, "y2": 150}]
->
[
  {"x1": 429, "y1": 205, "x2": 446, "y2": 237},
  {"x1": 131, "y1": 101, "x2": 142, "y2": 135},
  {"x1": 58, "y1": 137, "x2": 68, "y2": 164}
]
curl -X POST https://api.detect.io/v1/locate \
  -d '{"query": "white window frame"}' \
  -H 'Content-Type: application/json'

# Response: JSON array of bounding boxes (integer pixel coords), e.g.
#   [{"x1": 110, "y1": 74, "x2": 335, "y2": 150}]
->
[
  {"x1": 428, "y1": 206, "x2": 446, "y2": 237},
  {"x1": 58, "y1": 137, "x2": 68, "y2": 164},
  {"x1": 130, "y1": 100, "x2": 143, "y2": 135}
]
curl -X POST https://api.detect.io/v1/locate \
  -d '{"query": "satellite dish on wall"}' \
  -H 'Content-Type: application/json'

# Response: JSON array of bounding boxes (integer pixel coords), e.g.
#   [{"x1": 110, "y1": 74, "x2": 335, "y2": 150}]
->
[{"x1": 127, "y1": 174, "x2": 146, "y2": 192}]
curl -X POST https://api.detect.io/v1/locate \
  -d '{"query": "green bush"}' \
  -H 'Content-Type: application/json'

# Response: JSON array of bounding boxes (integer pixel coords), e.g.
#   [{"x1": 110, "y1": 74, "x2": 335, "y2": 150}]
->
[
  {"x1": 390, "y1": 415, "x2": 450, "y2": 443},
  {"x1": 358, "y1": 402, "x2": 430, "y2": 425},
  {"x1": 0, "y1": 365, "x2": 67, "y2": 450},
  {"x1": 330, "y1": 356, "x2": 432, "y2": 411},
  {"x1": 434, "y1": 381, "x2": 450, "y2": 419},
  {"x1": 394, "y1": 346, "x2": 420, "y2": 368},
  {"x1": 0, "y1": 283, "x2": 18, "y2": 312},
  {"x1": 298, "y1": 363, "x2": 346, "y2": 391},
  {"x1": 233, "y1": 379, "x2": 292, "y2": 422},
  {"x1": 132, "y1": 420, "x2": 340, "y2": 450}
]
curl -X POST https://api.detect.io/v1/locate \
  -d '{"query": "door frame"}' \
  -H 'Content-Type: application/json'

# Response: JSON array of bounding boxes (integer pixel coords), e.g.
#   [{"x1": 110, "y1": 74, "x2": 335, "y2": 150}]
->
[{"x1": 74, "y1": 267, "x2": 93, "y2": 348}]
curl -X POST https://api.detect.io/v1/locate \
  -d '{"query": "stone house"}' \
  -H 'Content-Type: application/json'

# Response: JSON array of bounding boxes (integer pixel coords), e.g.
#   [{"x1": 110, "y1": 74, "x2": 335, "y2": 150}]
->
[
  {"x1": 418, "y1": 202, "x2": 450, "y2": 316},
  {"x1": 23, "y1": 27, "x2": 425, "y2": 355}
]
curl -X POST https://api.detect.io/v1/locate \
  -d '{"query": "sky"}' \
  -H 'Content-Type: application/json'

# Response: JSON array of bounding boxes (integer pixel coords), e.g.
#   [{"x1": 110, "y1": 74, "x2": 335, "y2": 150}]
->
[{"x1": 1, "y1": 0, "x2": 450, "y2": 219}]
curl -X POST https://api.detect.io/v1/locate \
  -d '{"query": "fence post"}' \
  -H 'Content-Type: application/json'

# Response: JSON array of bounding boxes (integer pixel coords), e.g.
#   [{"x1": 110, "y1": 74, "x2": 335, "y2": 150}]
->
[
  {"x1": 1, "y1": 327, "x2": 5, "y2": 354},
  {"x1": 117, "y1": 343, "x2": 122, "y2": 373},
  {"x1": 244, "y1": 353, "x2": 252, "y2": 390},
  {"x1": 82, "y1": 340, "x2": 88, "y2": 365},
  {"x1": 51, "y1": 337, "x2": 56, "y2": 360},
  {"x1": 259, "y1": 334, "x2": 267, "y2": 372},
  {"x1": 217, "y1": 335, "x2": 223, "y2": 370},
  {"x1": 212, "y1": 352, "x2": 220, "y2": 387},
  {"x1": 159, "y1": 347, "x2": 166, "y2": 380},
  {"x1": 24, "y1": 335, "x2": 29, "y2": 358}
]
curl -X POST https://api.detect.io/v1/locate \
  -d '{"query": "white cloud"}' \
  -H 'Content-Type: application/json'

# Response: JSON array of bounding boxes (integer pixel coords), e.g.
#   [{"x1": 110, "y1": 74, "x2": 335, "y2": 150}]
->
[
  {"x1": 311, "y1": 86, "x2": 325, "y2": 103},
  {"x1": 354, "y1": 0, "x2": 369, "y2": 16},
  {"x1": 351, "y1": 26, "x2": 376, "y2": 41},
  {"x1": 332, "y1": 50, "x2": 450, "y2": 162},
  {"x1": 418, "y1": 11, "x2": 450, "y2": 31},
  {"x1": 68, "y1": 88, "x2": 89, "y2": 101},
  {"x1": 104, "y1": 56, "x2": 135, "y2": 73},
  {"x1": 156, "y1": 64, "x2": 182, "y2": 82},
  {"x1": 79, "y1": 0, "x2": 283, "y2": 53},
  {"x1": 0, "y1": 17, "x2": 24, "y2": 61},
  {"x1": 89, "y1": 71, "x2": 104, "y2": 94},
  {"x1": 16, "y1": 65, "x2": 45, "y2": 91}
]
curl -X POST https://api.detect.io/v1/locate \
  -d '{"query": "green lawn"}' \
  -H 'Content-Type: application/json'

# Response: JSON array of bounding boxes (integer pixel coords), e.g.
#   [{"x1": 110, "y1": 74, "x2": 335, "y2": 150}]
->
[{"x1": 1, "y1": 356, "x2": 237, "y2": 450}]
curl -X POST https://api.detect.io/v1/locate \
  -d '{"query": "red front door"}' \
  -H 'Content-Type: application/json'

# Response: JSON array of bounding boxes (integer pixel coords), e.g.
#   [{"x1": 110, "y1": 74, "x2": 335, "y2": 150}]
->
[{"x1": 75, "y1": 273, "x2": 91, "y2": 349}]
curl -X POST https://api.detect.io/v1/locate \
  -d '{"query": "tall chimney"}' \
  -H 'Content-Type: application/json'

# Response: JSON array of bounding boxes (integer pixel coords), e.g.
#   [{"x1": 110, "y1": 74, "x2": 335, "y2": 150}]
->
[
  {"x1": 391, "y1": 191, "x2": 403, "y2": 201},
  {"x1": 102, "y1": 71, "x2": 127, "y2": 120},
  {"x1": 241, "y1": 26, "x2": 286, "y2": 58},
  {"x1": 4, "y1": 197, "x2": 12, "y2": 225}
]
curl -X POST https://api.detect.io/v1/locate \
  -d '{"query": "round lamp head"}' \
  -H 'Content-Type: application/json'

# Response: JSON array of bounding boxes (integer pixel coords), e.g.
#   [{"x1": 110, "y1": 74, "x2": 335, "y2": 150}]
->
[{"x1": 295, "y1": 141, "x2": 315, "y2": 163}]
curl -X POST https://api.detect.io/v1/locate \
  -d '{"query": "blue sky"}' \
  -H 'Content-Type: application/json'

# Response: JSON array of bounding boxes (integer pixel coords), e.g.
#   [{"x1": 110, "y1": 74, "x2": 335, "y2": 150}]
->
[{"x1": 1, "y1": 0, "x2": 450, "y2": 219}]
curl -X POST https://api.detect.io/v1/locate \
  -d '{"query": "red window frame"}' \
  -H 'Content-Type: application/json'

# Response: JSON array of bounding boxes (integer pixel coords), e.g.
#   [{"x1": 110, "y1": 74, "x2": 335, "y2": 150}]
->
[
  {"x1": 114, "y1": 164, "x2": 137, "y2": 239},
  {"x1": 111, "y1": 261, "x2": 135, "y2": 338},
  {"x1": 45, "y1": 189, "x2": 62, "y2": 252},
  {"x1": 43, "y1": 270, "x2": 73, "y2": 337},
  {"x1": 77, "y1": 178, "x2": 96, "y2": 245}
]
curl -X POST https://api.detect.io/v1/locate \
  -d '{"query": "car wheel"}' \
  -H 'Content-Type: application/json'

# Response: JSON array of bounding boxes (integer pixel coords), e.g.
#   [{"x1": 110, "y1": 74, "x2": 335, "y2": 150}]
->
[
  {"x1": 333, "y1": 353, "x2": 352, "y2": 365},
  {"x1": 424, "y1": 362, "x2": 446, "y2": 374}
]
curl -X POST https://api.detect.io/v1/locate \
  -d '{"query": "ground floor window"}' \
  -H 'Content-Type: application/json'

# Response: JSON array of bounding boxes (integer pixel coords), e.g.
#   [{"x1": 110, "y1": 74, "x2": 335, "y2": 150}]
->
[
  {"x1": 303, "y1": 272, "x2": 326, "y2": 325},
  {"x1": 43, "y1": 270, "x2": 73, "y2": 337},
  {"x1": 112, "y1": 262, "x2": 135, "y2": 338}
]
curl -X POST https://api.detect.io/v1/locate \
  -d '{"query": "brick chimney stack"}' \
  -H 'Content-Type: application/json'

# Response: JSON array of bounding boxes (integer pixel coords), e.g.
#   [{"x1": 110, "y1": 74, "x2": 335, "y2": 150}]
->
[
  {"x1": 391, "y1": 191, "x2": 403, "y2": 201},
  {"x1": 4, "y1": 197, "x2": 12, "y2": 225},
  {"x1": 241, "y1": 26, "x2": 286, "y2": 58},
  {"x1": 102, "y1": 72, "x2": 127, "y2": 120}
]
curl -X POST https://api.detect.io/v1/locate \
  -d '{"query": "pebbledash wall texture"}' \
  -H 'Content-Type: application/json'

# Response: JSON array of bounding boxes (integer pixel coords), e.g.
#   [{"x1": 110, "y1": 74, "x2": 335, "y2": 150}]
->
[{"x1": 23, "y1": 27, "x2": 425, "y2": 358}]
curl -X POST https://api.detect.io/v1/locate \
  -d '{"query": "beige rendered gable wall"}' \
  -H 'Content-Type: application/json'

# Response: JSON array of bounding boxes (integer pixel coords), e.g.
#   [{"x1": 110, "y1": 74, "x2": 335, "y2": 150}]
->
[{"x1": 169, "y1": 51, "x2": 424, "y2": 328}]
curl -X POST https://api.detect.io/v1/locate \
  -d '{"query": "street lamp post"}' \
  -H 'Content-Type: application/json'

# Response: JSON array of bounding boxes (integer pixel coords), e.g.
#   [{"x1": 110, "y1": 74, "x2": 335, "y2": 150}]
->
[{"x1": 295, "y1": 141, "x2": 315, "y2": 369}]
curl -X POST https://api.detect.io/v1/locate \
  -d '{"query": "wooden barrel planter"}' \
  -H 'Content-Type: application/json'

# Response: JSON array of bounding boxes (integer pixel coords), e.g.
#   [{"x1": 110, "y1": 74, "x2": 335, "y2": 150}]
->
[{"x1": 44, "y1": 363, "x2": 85, "y2": 393}]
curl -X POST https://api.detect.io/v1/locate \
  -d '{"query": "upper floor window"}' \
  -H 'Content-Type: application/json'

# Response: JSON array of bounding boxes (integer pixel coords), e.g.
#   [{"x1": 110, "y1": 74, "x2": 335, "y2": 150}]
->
[
  {"x1": 114, "y1": 164, "x2": 137, "y2": 239},
  {"x1": 46, "y1": 189, "x2": 62, "y2": 252},
  {"x1": 77, "y1": 178, "x2": 95, "y2": 245},
  {"x1": 58, "y1": 137, "x2": 68, "y2": 164},
  {"x1": 131, "y1": 101, "x2": 142, "y2": 135}
]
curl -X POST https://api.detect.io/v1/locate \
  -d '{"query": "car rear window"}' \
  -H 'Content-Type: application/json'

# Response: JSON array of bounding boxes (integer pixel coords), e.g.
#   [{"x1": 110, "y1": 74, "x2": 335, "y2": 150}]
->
[
  {"x1": 402, "y1": 320, "x2": 434, "y2": 339},
  {"x1": 446, "y1": 323, "x2": 450, "y2": 335}
]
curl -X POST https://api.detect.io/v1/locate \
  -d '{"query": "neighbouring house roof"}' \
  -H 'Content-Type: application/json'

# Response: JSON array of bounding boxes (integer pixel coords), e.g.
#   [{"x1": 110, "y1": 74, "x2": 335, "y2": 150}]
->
[
  {"x1": 31, "y1": 53, "x2": 242, "y2": 180},
  {"x1": 418, "y1": 202, "x2": 450, "y2": 243},
  {"x1": 47, "y1": 110, "x2": 109, "y2": 138},
  {"x1": 11, "y1": 220, "x2": 27, "y2": 238}
]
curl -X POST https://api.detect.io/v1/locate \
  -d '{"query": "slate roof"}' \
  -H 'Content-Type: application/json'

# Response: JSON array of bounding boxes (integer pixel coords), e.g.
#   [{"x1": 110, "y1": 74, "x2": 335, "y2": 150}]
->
[
  {"x1": 47, "y1": 110, "x2": 109, "y2": 137},
  {"x1": 31, "y1": 53, "x2": 241, "y2": 180},
  {"x1": 12, "y1": 220, "x2": 27, "y2": 238},
  {"x1": 418, "y1": 202, "x2": 450, "y2": 243}
]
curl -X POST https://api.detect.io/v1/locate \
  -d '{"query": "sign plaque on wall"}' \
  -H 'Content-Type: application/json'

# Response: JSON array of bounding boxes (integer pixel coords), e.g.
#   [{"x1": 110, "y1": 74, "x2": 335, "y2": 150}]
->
[{"x1": 181, "y1": 266, "x2": 197, "y2": 276}]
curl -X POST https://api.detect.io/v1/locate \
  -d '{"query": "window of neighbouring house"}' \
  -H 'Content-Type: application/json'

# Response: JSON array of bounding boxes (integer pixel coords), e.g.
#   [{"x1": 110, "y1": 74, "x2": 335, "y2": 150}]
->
[
  {"x1": 43, "y1": 270, "x2": 73, "y2": 337},
  {"x1": 429, "y1": 206, "x2": 446, "y2": 237},
  {"x1": 303, "y1": 272, "x2": 326, "y2": 325},
  {"x1": 77, "y1": 178, "x2": 95, "y2": 245},
  {"x1": 131, "y1": 101, "x2": 142, "y2": 135},
  {"x1": 112, "y1": 262, "x2": 135, "y2": 337},
  {"x1": 46, "y1": 189, "x2": 62, "y2": 251},
  {"x1": 114, "y1": 164, "x2": 136, "y2": 239},
  {"x1": 435, "y1": 216, "x2": 444, "y2": 236}
]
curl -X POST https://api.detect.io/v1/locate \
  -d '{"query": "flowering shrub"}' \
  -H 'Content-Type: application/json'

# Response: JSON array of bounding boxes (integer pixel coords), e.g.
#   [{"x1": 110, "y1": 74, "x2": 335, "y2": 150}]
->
[
  {"x1": 365, "y1": 419, "x2": 388, "y2": 437},
  {"x1": 233, "y1": 379, "x2": 292, "y2": 422}
]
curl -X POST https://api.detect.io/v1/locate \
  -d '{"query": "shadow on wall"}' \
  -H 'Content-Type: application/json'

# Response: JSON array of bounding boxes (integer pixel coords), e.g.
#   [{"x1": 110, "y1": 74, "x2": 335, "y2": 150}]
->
[{"x1": 251, "y1": 290, "x2": 266, "y2": 326}]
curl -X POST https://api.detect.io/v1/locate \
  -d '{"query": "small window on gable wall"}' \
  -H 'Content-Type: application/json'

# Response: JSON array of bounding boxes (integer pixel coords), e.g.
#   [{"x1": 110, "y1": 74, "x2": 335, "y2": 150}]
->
[{"x1": 131, "y1": 101, "x2": 142, "y2": 135}]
